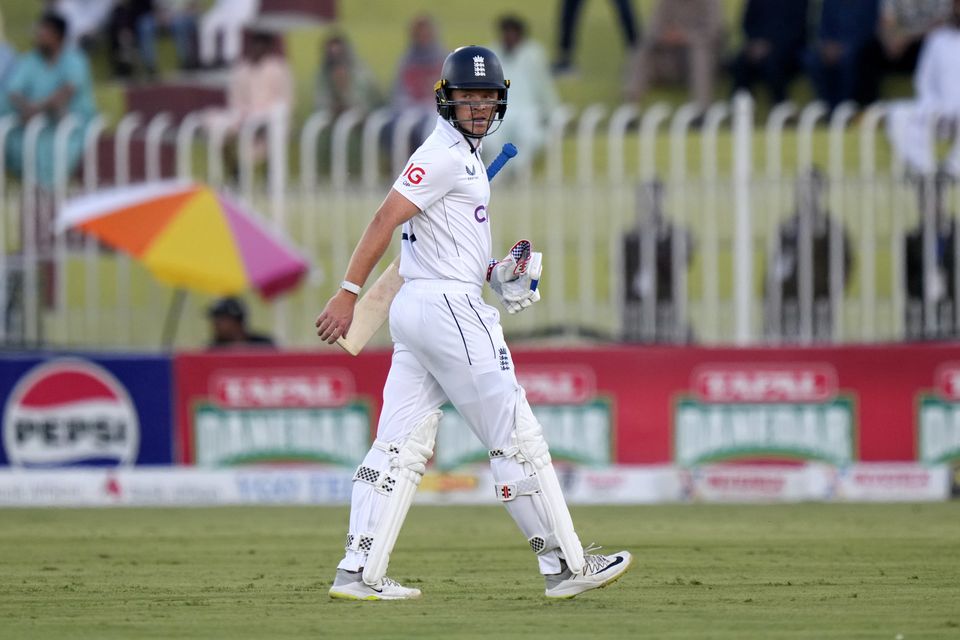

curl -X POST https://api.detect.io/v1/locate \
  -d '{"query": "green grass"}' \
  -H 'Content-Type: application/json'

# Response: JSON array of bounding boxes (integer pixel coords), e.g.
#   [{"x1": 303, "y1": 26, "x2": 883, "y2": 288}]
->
[{"x1": 1, "y1": 504, "x2": 959, "y2": 639}]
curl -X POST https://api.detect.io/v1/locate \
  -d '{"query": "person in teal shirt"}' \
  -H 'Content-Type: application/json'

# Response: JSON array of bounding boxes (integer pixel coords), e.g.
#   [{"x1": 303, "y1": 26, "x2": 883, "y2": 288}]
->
[{"x1": 1, "y1": 12, "x2": 97, "y2": 189}]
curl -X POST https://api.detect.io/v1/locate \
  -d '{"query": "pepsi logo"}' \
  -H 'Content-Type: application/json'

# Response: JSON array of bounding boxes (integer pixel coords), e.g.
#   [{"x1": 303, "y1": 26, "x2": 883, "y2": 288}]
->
[{"x1": 2, "y1": 359, "x2": 140, "y2": 467}]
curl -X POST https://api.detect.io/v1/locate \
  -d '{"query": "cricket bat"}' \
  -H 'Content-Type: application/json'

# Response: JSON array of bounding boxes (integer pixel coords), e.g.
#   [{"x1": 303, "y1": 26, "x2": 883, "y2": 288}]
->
[
  {"x1": 335, "y1": 256, "x2": 402, "y2": 356},
  {"x1": 336, "y1": 143, "x2": 518, "y2": 356}
]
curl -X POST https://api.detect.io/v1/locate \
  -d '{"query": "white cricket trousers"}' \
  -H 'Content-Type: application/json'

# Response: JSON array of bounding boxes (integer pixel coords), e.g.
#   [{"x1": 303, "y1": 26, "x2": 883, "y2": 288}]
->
[{"x1": 338, "y1": 280, "x2": 564, "y2": 575}]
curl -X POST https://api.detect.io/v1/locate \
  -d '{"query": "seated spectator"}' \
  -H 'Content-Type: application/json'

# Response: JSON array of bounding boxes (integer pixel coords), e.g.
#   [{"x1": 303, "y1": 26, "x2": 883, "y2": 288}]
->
[
  {"x1": 207, "y1": 296, "x2": 275, "y2": 348},
  {"x1": 1, "y1": 12, "x2": 97, "y2": 188},
  {"x1": 878, "y1": 0, "x2": 951, "y2": 73},
  {"x1": 315, "y1": 32, "x2": 381, "y2": 117},
  {"x1": 904, "y1": 170, "x2": 957, "y2": 338},
  {"x1": 107, "y1": 0, "x2": 156, "y2": 79},
  {"x1": 765, "y1": 169, "x2": 853, "y2": 342},
  {"x1": 625, "y1": 0, "x2": 725, "y2": 110},
  {"x1": 805, "y1": 0, "x2": 881, "y2": 110},
  {"x1": 887, "y1": 0, "x2": 960, "y2": 177},
  {"x1": 484, "y1": 14, "x2": 559, "y2": 173},
  {"x1": 388, "y1": 14, "x2": 446, "y2": 149},
  {"x1": 622, "y1": 179, "x2": 695, "y2": 343},
  {"x1": 731, "y1": 0, "x2": 810, "y2": 105},
  {"x1": 199, "y1": 0, "x2": 259, "y2": 68},
  {"x1": 204, "y1": 29, "x2": 292, "y2": 176}
]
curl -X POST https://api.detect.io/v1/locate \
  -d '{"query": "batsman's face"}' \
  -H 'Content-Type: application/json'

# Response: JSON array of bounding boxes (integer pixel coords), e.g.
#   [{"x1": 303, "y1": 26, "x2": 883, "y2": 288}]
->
[{"x1": 451, "y1": 88, "x2": 499, "y2": 136}]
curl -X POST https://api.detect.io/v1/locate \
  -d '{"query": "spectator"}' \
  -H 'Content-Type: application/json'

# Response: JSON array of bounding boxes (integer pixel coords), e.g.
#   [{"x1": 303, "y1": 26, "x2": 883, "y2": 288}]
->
[
  {"x1": 204, "y1": 29, "x2": 293, "y2": 176},
  {"x1": 388, "y1": 14, "x2": 446, "y2": 151},
  {"x1": 1, "y1": 12, "x2": 97, "y2": 188},
  {"x1": 156, "y1": 0, "x2": 201, "y2": 70},
  {"x1": 765, "y1": 169, "x2": 853, "y2": 342},
  {"x1": 878, "y1": 0, "x2": 951, "y2": 73},
  {"x1": 886, "y1": 0, "x2": 960, "y2": 177},
  {"x1": 315, "y1": 32, "x2": 381, "y2": 117},
  {"x1": 207, "y1": 296, "x2": 275, "y2": 348},
  {"x1": 622, "y1": 179, "x2": 695, "y2": 343},
  {"x1": 199, "y1": 0, "x2": 259, "y2": 68},
  {"x1": 625, "y1": 0, "x2": 725, "y2": 110},
  {"x1": 731, "y1": 0, "x2": 810, "y2": 105},
  {"x1": 391, "y1": 14, "x2": 446, "y2": 113},
  {"x1": 553, "y1": 0, "x2": 640, "y2": 75},
  {"x1": 904, "y1": 171, "x2": 957, "y2": 338},
  {"x1": 52, "y1": 0, "x2": 114, "y2": 50},
  {"x1": 805, "y1": 0, "x2": 881, "y2": 110},
  {"x1": 107, "y1": 0, "x2": 156, "y2": 79},
  {"x1": 0, "y1": 9, "x2": 17, "y2": 92},
  {"x1": 485, "y1": 14, "x2": 559, "y2": 173},
  {"x1": 133, "y1": 0, "x2": 202, "y2": 75}
]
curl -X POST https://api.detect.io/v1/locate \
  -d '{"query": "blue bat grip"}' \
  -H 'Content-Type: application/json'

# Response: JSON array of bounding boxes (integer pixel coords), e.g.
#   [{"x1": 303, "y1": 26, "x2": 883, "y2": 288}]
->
[{"x1": 486, "y1": 143, "x2": 518, "y2": 181}]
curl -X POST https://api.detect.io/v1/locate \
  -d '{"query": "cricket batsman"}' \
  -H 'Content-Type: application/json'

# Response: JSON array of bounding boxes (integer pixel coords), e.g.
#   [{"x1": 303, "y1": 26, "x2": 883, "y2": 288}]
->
[{"x1": 316, "y1": 45, "x2": 633, "y2": 600}]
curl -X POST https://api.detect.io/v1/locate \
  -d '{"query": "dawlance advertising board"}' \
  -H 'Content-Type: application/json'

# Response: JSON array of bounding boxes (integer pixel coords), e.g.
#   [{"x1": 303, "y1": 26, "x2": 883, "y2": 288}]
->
[
  {"x1": 0, "y1": 355, "x2": 173, "y2": 467},
  {"x1": 673, "y1": 364, "x2": 855, "y2": 465},
  {"x1": 917, "y1": 364, "x2": 960, "y2": 464}
]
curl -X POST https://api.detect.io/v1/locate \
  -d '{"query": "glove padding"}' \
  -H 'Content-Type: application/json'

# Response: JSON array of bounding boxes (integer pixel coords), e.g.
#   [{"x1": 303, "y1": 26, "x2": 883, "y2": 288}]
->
[{"x1": 487, "y1": 240, "x2": 543, "y2": 314}]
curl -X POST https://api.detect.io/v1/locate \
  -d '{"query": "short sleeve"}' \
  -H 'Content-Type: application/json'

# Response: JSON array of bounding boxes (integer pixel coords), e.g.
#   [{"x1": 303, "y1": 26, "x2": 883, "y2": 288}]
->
[{"x1": 391, "y1": 145, "x2": 457, "y2": 211}]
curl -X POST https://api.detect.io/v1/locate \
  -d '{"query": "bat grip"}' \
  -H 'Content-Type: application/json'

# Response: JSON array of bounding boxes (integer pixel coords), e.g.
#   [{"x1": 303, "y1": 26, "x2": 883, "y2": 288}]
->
[{"x1": 486, "y1": 142, "x2": 518, "y2": 181}]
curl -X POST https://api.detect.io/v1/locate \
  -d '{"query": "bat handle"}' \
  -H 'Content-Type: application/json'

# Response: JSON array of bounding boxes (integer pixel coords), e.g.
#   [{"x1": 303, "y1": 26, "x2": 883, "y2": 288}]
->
[{"x1": 486, "y1": 142, "x2": 518, "y2": 181}]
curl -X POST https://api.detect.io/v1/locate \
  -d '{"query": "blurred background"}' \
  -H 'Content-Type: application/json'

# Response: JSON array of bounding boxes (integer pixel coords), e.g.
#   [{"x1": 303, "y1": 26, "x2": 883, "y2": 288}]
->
[{"x1": 0, "y1": 0, "x2": 958, "y2": 506}]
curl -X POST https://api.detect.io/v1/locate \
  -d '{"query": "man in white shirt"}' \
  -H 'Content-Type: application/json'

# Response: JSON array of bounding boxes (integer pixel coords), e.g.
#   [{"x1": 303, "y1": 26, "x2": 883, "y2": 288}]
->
[
  {"x1": 316, "y1": 45, "x2": 632, "y2": 601},
  {"x1": 887, "y1": 0, "x2": 960, "y2": 176}
]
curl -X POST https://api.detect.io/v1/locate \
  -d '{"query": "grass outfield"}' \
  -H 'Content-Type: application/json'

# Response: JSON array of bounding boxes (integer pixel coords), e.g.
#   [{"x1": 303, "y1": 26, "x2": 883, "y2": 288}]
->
[{"x1": 1, "y1": 504, "x2": 958, "y2": 639}]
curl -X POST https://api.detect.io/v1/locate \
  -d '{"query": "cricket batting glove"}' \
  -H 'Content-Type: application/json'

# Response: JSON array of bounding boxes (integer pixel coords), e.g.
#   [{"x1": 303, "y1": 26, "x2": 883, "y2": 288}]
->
[{"x1": 487, "y1": 240, "x2": 543, "y2": 314}]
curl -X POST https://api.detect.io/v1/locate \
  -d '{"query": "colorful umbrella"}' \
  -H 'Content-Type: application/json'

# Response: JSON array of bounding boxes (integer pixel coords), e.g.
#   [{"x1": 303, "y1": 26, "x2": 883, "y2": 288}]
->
[{"x1": 57, "y1": 180, "x2": 309, "y2": 298}]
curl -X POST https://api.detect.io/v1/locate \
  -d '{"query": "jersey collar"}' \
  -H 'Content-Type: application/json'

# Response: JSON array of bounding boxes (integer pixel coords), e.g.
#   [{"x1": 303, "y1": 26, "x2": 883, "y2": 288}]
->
[{"x1": 434, "y1": 116, "x2": 482, "y2": 155}]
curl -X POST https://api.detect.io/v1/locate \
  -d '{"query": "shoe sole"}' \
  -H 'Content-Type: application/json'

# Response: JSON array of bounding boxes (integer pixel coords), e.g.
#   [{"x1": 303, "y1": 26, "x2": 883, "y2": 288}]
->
[
  {"x1": 328, "y1": 589, "x2": 421, "y2": 602},
  {"x1": 544, "y1": 554, "x2": 634, "y2": 600}
]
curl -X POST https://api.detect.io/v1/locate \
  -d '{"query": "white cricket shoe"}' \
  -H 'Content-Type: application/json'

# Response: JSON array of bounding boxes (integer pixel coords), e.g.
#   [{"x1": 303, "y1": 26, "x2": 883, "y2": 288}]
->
[
  {"x1": 328, "y1": 569, "x2": 422, "y2": 601},
  {"x1": 544, "y1": 548, "x2": 633, "y2": 599}
]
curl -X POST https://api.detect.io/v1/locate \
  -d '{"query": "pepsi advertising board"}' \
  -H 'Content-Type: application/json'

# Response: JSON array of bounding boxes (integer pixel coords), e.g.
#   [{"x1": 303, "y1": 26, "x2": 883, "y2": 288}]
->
[{"x1": 0, "y1": 355, "x2": 173, "y2": 467}]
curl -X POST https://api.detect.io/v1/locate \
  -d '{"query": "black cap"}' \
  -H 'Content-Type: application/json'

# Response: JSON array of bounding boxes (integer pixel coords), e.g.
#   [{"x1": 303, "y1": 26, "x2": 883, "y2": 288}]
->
[{"x1": 208, "y1": 297, "x2": 247, "y2": 322}]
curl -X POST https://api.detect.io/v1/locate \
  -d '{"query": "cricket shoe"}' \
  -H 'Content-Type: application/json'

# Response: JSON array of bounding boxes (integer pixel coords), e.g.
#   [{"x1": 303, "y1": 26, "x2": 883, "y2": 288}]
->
[
  {"x1": 328, "y1": 569, "x2": 422, "y2": 601},
  {"x1": 544, "y1": 547, "x2": 633, "y2": 599}
]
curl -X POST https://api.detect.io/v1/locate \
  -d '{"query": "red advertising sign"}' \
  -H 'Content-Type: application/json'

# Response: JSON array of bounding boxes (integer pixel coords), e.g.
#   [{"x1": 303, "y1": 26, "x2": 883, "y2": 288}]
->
[{"x1": 174, "y1": 343, "x2": 960, "y2": 466}]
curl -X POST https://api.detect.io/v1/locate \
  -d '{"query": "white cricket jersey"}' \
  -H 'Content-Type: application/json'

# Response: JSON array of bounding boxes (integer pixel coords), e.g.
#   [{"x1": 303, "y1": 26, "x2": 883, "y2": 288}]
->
[{"x1": 392, "y1": 116, "x2": 491, "y2": 287}]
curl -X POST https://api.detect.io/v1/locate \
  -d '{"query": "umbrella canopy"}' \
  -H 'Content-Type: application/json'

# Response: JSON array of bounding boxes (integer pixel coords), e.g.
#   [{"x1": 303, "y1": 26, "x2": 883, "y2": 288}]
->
[{"x1": 57, "y1": 180, "x2": 309, "y2": 298}]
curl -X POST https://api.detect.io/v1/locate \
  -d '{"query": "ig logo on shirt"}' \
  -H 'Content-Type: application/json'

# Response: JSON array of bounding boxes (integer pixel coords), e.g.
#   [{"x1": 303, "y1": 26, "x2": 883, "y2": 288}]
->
[{"x1": 402, "y1": 164, "x2": 425, "y2": 186}]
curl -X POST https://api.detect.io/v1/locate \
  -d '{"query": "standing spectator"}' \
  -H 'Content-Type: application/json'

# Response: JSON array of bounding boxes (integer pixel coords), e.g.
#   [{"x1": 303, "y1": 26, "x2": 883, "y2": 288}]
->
[
  {"x1": 904, "y1": 171, "x2": 957, "y2": 338},
  {"x1": 878, "y1": 0, "x2": 951, "y2": 73},
  {"x1": 622, "y1": 179, "x2": 695, "y2": 343},
  {"x1": 388, "y1": 14, "x2": 446, "y2": 150},
  {"x1": 52, "y1": 0, "x2": 114, "y2": 50},
  {"x1": 886, "y1": 0, "x2": 960, "y2": 177},
  {"x1": 485, "y1": 14, "x2": 559, "y2": 172},
  {"x1": 315, "y1": 32, "x2": 381, "y2": 117},
  {"x1": 553, "y1": 0, "x2": 640, "y2": 75},
  {"x1": 204, "y1": 29, "x2": 292, "y2": 175},
  {"x1": 199, "y1": 0, "x2": 259, "y2": 68},
  {"x1": 805, "y1": 0, "x2": 881, "y2": 110},
  {"x1": 1, "y1": 12, "x2": 97, "y2": 188},
  {"x1": 157, "y1": 0, "x2": 201, "y2": 70},
  {"x1": 731, "y1": 0, "x2": 810, "y2": 105},
  {"x1": 0, "y1": 9, "x2": 17, "y2": 92},
  {"x1": 107, "y1": 0, "x2": 156, "y2": 79},
  {"x1": 625, "y1": 0, "x2": 725, "y2": 110},
  {"x1": 765, "y1": 169, "x2": 853, "y2": 341},
  {"x1": 391, "y1": 15, "x2": 446, "y2": 113}
]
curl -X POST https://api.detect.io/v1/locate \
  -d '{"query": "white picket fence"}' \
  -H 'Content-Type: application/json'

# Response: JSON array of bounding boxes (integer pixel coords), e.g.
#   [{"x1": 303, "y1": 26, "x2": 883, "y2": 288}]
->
[{"x1": 1, "y1": 95, "x2": 957, "y2": 350}]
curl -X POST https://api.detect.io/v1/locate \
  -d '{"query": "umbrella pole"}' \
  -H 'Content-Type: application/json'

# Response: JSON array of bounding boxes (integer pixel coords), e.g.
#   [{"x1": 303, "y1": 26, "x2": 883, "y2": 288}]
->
[{"x1": 162, "y1": 289, "x2": 187, "y2": 349}]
